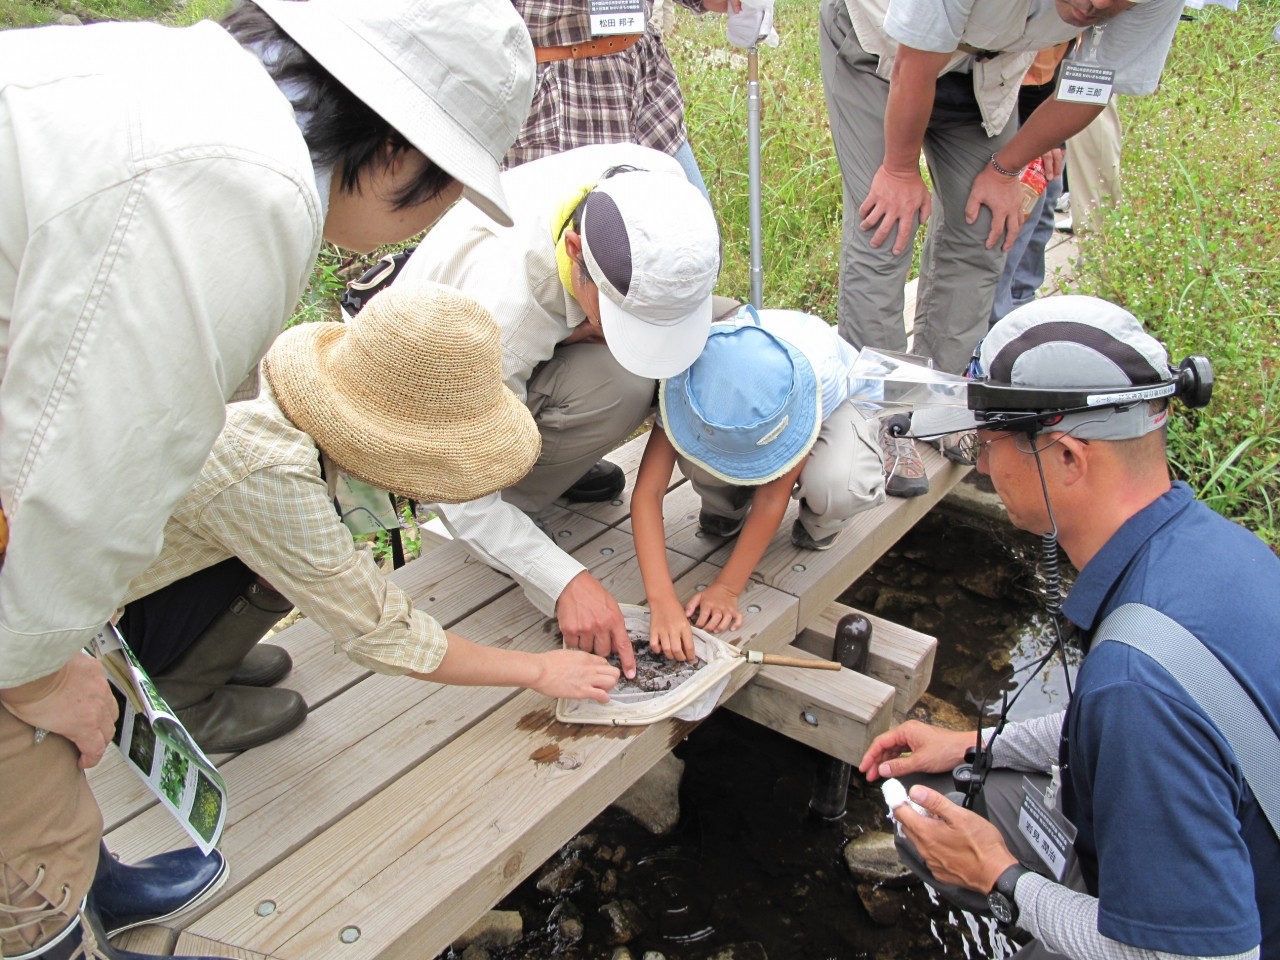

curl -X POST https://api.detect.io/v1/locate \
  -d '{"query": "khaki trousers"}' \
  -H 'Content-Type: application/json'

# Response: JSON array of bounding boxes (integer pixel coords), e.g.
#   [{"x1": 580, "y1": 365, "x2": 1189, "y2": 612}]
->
[
  {"x1": 819, "y1": 0, "x2": 1015, "y2": 374},
  {"x1": 0, "y1": 708, "x2": 100, "y2": 955},
  {"x1": 677, "y1": 400, "x2": 886, "y2": 541},
  {"x1": 502, "y1": 341, "x2": 657, "y2": 515},
  {"x1": 1065, "y1": 97, "x2": 1122, "y2": 233}
]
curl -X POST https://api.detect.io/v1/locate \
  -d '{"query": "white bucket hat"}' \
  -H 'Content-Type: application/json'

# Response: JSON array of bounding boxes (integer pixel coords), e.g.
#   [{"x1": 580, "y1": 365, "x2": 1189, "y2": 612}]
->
[
  {"x1": 254, "y1": 0, "x2": 536, "y2": 227},
  {"x1": 580, "y1": 171, "x2": 721, "y2": 379}
]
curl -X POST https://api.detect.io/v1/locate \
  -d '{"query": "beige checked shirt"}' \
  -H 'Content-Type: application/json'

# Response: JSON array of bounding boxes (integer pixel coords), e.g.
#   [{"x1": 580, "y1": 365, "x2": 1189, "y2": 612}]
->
[{"x1": 124, "y1": 384, "x2": 448, "y2": 677}]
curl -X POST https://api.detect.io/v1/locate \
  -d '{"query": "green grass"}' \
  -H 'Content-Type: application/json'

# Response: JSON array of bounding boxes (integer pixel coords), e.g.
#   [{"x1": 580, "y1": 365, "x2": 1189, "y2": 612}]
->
[
  {"x1": 0, "y1": 0, "x2": 227, "y2": 27},
  {"x1": 5, "y1": 0, "x2": 1276, "y2": 543},
  {"x1": 668, "y1": 0, "x2": 1279, "y2": 545},
  {"x1": 1058, "y1": 3, "x2": 1280, "y2": 544}
]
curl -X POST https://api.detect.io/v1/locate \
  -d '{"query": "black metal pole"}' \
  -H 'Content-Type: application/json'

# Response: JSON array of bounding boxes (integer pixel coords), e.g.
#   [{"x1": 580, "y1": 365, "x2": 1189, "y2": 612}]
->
[{"x1": 808, "y1": 613, "x2": 873, "y2": 820}]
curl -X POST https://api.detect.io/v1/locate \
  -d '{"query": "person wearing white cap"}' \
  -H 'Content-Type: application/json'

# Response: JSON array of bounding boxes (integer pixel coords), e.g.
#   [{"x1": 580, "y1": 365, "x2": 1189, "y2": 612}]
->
[
  {"x1": 0, "y1": 1, "x2": 535, "y2": 956},
  {"x1": 860, "y1": 296, "x2": 1279, "y2": 960},
  {"x1": 397, "y1": 143, "x2": 721, "y2": 678},
  {"x1": 632, "y1": 307, "x2": 886, "y2": 660}
]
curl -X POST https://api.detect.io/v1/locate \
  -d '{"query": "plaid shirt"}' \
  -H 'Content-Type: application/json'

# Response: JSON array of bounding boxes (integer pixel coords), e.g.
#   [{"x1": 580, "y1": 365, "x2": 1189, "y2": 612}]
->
[
  {"x1": 504, "y1": 0, "x2": 705, "y2": 168},
  {"x1": 124, "y1": 385, "x2": 448, "y2": 678}
]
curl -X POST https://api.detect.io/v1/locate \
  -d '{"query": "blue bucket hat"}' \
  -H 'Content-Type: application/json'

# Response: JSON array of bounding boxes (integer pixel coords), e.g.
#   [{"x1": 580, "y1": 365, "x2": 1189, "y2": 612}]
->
[{"x1": 659, "y1": 317, "x2": 821, "y2": 484}]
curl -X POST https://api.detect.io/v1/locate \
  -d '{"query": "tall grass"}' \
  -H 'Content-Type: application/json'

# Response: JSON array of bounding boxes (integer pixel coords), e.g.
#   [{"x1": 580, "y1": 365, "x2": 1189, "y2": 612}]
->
[
  {"x1": 670, "y1": 0, "x2": 1279, "y2": 544},
  {"x1": 5, "y1": 0, "x2": 1273, "y2": 542}
]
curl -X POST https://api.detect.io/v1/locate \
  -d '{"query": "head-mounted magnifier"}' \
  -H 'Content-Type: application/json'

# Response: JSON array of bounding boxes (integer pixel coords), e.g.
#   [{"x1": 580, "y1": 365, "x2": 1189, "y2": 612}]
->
[{"x1": 967, "y1": 354, "x2": 1215, "y2": 435}]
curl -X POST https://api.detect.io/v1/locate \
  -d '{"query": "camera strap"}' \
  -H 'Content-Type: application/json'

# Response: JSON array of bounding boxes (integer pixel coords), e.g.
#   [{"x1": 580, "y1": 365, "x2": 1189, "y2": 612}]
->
[{"x1": 1094, "y1": 603, "x2": 1280, "y2": 839}]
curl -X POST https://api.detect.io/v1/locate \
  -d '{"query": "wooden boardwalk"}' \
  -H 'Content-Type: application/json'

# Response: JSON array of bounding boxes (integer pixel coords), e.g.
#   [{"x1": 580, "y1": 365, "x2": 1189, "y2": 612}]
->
[{"x1": 90, "y1": 426, "x2": 966, "y2": 959}]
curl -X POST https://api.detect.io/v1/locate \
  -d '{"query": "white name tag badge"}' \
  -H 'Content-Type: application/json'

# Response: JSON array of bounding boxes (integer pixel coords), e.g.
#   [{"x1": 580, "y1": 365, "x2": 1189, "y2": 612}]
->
[
  {"x1": 1056, "y1": 63, "x2": 1115, "y2": 105},
  {"x1": 589, "y1": 0, "x2": 645, "y2": 36},
  {"x1": 1017, "y1": 777, "x2": 1078, "y2": 881}
]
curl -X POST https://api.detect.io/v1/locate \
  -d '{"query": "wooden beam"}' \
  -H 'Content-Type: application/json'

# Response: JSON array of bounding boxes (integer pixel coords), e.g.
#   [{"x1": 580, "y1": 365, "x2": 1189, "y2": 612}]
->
[
  {"x1": 725, "y1": 644, "x2": 895, "y2": 765},
  {"x1": 792, "y1": 602, "x2": 937, "y2": 716}
]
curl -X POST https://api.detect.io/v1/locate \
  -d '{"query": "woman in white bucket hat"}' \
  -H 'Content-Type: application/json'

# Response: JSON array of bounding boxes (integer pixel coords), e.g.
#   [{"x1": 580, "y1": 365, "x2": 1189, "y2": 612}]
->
[{"x1": 0, "y1": 2, "x2": 535, "y2": 957}]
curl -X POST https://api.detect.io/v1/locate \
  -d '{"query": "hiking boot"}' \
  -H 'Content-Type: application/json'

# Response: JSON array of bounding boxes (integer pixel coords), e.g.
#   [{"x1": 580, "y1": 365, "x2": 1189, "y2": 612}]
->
[
  {"x1": 880, "y1": 415, "x2": 929, "y2": 498},
  {"x1": 155, "y1": 581, "x2": 306, "y2": 753},
  {"x1": 698, "y1": 509, "x2": 745, "y2": 539},
  {"x1": 562, "y1": 461, "x2": 625, "y2": 503},
  {"x1": 790, "y1": 519, "x2": 837, "y2": 551},
  {"x1": 932, "y1": 431, "x2": 978, "y2": 467}
]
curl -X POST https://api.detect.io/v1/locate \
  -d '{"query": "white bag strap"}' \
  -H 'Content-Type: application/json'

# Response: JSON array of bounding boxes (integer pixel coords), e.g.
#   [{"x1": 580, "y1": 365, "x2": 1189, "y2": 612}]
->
[{"x1": 1094, "y1": 602, "x2": 1280, "y2": 837}]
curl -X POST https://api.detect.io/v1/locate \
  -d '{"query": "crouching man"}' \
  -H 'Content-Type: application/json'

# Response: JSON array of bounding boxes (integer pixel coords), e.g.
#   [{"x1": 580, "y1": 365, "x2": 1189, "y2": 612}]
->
[{"x1": 862, "y1": 296, "x2": 1279, "y2": 960}]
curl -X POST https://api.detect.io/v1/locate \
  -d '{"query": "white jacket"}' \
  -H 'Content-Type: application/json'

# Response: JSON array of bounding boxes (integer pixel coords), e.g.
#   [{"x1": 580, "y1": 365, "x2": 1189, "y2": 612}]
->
[{"x1": 0, "y1": 20, "x2": 322, "y2": 686}]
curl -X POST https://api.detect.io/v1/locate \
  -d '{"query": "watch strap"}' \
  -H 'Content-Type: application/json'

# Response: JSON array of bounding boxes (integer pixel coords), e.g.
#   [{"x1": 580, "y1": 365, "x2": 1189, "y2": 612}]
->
[{"x1": 995, "y1": 863, "x2": 1030, "y2": 900}]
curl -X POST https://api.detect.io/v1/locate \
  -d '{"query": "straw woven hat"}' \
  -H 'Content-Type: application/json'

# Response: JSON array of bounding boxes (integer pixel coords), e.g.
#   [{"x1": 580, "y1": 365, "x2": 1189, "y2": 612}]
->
[{"x1": 263, "y1": 281, "x2": 540, "y2": 503}]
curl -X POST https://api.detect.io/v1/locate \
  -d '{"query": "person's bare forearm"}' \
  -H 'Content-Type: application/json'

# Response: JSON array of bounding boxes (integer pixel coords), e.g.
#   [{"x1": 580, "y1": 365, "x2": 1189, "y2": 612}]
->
[
  {"x1": 714, "y1": 471, "x2": 799, "y2": 593},
  {"x1": 884, "y1": 47, "x2": 951, "y2": 174},
  {"x1": 412, "y1": 632, "x2": 541, "y2": 688},
  {"x1": 993, "y1": 99, "x2": 1105, "y2": 173}
]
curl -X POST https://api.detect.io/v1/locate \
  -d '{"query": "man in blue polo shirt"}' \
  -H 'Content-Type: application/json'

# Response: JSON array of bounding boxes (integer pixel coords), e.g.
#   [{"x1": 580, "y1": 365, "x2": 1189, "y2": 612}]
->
[{"x1": 859, "y1": 295, "x2": 1278, "y2": 959}]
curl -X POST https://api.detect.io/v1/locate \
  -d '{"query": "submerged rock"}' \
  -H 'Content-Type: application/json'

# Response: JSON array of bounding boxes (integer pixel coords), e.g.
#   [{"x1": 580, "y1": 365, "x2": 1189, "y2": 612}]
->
[
  {"x1": 857, "y1": 882, "x2": 909, "y2": 926},
  {"x1": 699, "y1": 943, "x2": 767, "y2": 960},
  {"x1": 600, "y1": 899, "x2": 648, "y2": 944},
  {"x1": 613, "y1": 753, "x2": 685, "y2": 835},
  {"x1": 453, "y1": 910, "x2": 521, "y2": 950},
  {"x1": 843, "y1": 830, "x2": 913, "y2": 886},
  {"x1": 536, "y1": 853, "x2": 584, "y2": 896}
]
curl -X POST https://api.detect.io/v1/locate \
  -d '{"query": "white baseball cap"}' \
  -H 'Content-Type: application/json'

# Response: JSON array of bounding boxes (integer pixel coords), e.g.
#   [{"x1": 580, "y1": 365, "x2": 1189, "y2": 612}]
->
[
  {"x1": 579, "y1": 171, "x2": 721, "y2": 379},
  {"x1": 255, "y1": 0, "x2": 536, "y2": 227}
]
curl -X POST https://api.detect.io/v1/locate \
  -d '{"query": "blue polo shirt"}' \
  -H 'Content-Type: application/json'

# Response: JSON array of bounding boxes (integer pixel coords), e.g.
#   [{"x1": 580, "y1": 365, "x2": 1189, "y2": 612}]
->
[{"x1": 1060, "y1": 482, "x2": 1280, "y2": 956}]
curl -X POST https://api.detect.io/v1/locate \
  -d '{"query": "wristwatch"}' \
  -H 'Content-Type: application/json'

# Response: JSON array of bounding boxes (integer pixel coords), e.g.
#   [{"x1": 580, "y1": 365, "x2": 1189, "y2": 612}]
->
[{"x1": 987, "y1": 863, "x2": 1031, "y2": 926}]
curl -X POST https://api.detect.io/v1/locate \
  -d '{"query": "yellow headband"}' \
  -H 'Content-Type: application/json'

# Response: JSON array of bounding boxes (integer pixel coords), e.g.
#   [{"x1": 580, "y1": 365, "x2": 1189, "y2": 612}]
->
[{"x1": 551, "y1": 182, "x2": 595, "y2": 293}]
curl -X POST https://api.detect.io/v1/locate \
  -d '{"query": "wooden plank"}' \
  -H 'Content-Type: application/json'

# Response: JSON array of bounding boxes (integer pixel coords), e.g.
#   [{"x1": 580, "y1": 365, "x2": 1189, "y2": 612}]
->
[
  {"x1": 747, "y1": 449, "x2": 968, "y2": 629},
  {"x1": 103, "y1": 526, "x2": 698, "y2": 919},
  {"x1": 172, "y1": 932, "x2": 275, "y2": 959},
  {"x1": 90, "y1": 512, "x2": 610, "y2": 831},
  {"x1": 725, "y1": 644, "x2": 895, "y2": 765},
  {"x1": 178, "y1": 623, "x2": 800, "y2": 960},
  {"x1": 793, "y1": 602, "x2": 937, "y2": 716}
]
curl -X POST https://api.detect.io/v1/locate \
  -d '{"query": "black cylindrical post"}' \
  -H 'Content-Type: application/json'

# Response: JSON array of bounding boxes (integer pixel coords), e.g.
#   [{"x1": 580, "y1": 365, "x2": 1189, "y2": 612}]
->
[{"x1": 808, "y1": 613, "x2": 873, "y2": 820}]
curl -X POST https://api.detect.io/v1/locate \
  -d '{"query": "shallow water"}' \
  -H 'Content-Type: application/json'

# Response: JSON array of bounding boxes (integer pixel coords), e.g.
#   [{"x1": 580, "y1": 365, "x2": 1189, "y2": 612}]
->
[{"x1": 441, "y1": 505, "x2": 1076, "y2": 959}]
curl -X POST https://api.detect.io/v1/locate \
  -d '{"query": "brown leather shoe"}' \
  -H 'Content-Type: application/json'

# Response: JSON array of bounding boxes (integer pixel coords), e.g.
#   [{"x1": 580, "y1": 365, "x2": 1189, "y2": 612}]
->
[{"x1": 175, "y1": 685, "x2": 307, "y2": 754}]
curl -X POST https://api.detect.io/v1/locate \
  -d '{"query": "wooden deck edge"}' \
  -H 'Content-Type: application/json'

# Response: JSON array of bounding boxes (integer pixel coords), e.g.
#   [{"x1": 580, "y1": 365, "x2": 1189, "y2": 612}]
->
[
  {"x1": 725, "y1": 644, "x2": 895, "y2": 765},
  {"x1": 793, "y1": 601, "x2": 937, "y2": 716}
]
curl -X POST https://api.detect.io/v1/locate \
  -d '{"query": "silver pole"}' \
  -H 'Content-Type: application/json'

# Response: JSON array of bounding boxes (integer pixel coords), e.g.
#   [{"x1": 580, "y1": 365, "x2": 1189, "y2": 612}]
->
[{"x1": 747, "y1": 45, "x2": 763, "y2": 310}]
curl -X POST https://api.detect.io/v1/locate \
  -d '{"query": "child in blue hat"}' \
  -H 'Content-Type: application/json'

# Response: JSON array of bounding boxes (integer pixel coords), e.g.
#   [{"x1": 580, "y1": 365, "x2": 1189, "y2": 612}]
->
[{"x1": 632, "y1": 307, "x2": 886, "y2": 661}]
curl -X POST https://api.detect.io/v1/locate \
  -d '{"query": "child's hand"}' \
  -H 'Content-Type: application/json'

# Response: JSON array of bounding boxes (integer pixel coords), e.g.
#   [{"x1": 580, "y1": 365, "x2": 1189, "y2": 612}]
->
[
  {"x1": 532, "y1": 650, "x2": 621, "y2": 703},
  {"x1": 686, "y1": 583, "x2": 743, "y2": 633},
  {"x1": 648, "y1": 596, "x2": 697, "y2": 661}
]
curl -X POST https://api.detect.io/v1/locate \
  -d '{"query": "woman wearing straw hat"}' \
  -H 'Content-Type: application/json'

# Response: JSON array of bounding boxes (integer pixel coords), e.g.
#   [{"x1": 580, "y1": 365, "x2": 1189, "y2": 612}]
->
[
  {"x1": 0, "y1": 1, "x2": 537, "y2": 956},
  {"x1": 119, "y1": 282, "x2": 620, "y2": 757},
  {"x1": 632, "y1": 307, "x2": 886, "y2": 661}
]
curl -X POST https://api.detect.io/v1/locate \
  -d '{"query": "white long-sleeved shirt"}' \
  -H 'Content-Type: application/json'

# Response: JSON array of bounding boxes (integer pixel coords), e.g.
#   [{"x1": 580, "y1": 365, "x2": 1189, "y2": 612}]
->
[
  {"x1": 398, "y1": 143, "x2": 685, "y2": 616},
  {"x1": 0, "y1": 21, "x2": 322, "y2": 686}
]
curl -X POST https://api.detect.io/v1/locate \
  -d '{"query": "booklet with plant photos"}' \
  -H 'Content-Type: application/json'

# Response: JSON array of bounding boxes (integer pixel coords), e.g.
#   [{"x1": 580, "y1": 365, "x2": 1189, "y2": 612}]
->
[{"x1": 90, "y1": 625, "x2": 227, "y2": 854}]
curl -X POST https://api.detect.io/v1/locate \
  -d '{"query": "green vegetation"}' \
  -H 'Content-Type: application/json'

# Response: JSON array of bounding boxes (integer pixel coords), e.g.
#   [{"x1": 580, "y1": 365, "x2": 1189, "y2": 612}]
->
[
  {"x1": 669, "y1": 0, "x2": 1279, "y2": 544},
  {"x1": 1062, "y1": 8, "x2": 1280, "y2": 545},
  {"x1": 5, "y1": 0, "x2": 1274, "y2": 542},
  {"x1": 159, "y1": 747, "x2": 190, "y2": 807},
  {"x1": 0, "y1": 0, "x2": 226, "y2": 28},
  {"x1": 189, "y1": 770, "x2": 224, "y2": 843}
]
